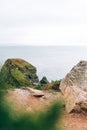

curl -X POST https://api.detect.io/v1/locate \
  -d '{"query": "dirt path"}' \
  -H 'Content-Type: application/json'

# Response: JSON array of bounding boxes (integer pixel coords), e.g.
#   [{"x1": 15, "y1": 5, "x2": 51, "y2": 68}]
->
[
  {"x1": 61, "y1": 113, "x2": 87, "y2": 130},
  {"x1": 4, "y1": 88, "x2": 87, "y2": 130}
]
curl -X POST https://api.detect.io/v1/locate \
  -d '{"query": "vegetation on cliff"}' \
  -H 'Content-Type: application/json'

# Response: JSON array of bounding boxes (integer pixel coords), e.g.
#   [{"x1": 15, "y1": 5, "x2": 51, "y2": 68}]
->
[
  {"x1": 0, "y1": 58, "x2": 39, "y2": 88},
  {"x1": 35, "y1": 79, "x2": 61, "y2": 91}
]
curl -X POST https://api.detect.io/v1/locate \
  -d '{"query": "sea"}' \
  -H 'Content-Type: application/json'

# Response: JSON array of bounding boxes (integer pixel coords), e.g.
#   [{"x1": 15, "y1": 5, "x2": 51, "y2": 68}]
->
[{"x1": 0, "y1": 46, "x2": 87, "y2": 81}]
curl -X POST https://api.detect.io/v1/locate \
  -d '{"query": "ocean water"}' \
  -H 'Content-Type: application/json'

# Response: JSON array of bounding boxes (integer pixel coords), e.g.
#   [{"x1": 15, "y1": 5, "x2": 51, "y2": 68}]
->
[{"x1": 0, "y1": 46, "x2": 87, "y2": 81}]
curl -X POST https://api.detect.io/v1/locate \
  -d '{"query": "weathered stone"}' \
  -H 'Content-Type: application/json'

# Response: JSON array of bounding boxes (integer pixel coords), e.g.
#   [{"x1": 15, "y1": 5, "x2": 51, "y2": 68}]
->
[
  {"x1": 60, "y1": 61, "x2": 87, "y2": 113},
  {"x1": 22, "y1": 87, "x2": 44, "y2": 97},
  {"x1": 0, "y1": 58, "x2": 39, "y2": 88}
]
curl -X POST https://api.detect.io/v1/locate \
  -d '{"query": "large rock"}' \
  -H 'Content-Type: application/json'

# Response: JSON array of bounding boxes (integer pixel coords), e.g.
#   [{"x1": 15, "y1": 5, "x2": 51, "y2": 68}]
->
[
  {"x1": 40, "y1": 76, "x2": 49, "y2": 85},
  {"x1": 0, "y1": 58, "x2": 39, "y2": 88},
  {"x1": 60, "y1": 61, "x2": 87, "y2": 113}
]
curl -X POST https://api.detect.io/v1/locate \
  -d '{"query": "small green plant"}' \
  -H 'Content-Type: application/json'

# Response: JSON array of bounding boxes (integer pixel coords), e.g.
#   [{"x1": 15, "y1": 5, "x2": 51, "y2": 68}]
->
[
  {"x1": 51, "y1": 79, "x2": 62, "y2": 84},
  {"x1": 35, "y1": 84, "x2": 46, "y2": 90}
]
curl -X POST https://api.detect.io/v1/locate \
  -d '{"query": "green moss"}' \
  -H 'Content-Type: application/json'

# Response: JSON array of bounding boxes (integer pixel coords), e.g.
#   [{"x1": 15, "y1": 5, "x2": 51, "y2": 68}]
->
[
  {"x1": 0, "y1": 58, "x2": 39, "y2": 88},
  {"x1": 0, "y1": 71, "x2": 15, "y2": 89},
  {"x1": 11, "y1": 68, "x2": 32, "y2": 86}
]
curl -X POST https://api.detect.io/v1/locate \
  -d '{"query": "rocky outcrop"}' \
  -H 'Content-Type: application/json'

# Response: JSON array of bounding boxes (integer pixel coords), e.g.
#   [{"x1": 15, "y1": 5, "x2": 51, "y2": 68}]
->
[
  {"x1": 40, "y1": 76, "x2": 49, "y2": 85},
  {"x1": 60, "y1": 61, "x2": 87, "y2": 113},
  {"x1": 0, "y1": 58, "x2": 39, "y2": 88}
]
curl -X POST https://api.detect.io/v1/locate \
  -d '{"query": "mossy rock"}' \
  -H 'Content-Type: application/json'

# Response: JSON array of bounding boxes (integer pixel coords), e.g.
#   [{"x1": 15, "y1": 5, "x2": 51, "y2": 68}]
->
[{"x1": 0, "y1": 58, "x2": 39, "y2": 88}]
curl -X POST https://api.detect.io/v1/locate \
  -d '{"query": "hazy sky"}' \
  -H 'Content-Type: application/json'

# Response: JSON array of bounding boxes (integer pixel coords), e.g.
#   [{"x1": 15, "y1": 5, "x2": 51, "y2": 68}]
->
[{"x1": 0, "y1": 0, "x2": 87, "y2": 46}]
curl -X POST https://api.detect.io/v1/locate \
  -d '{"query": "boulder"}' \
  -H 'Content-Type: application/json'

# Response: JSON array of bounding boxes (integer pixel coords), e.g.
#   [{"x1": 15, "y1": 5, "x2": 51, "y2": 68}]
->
[
  {"x1": 60, "y1": 61, "x2": 87, "y2": 113},
  {"x1": 0, "y1": 58, "x2": 39, "y2": 88},
  {"x1": 22, "y1": 87, "x2": 44, "y2": 97}
]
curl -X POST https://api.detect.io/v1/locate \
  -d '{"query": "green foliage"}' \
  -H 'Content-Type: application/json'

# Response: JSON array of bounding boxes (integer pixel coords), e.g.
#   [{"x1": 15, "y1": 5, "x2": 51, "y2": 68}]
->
[
  {"x1": 35, "y1": 79, "x2": 62, "y2": 90},
  {"x1": 11, "y1": 68, "x2": 32, "y2": 86},
  {"x1": 0, "y1": 92, "x2": 62, "y2": 130},
  {"x1": 0, "y1": 71, "x2": 6, "y2": 88},
  {"x1": 0, "y1": 68, "x2": 33, "y2": 89},
  {"x1": 51, "y1": 79, "x2": 62, "y2": 84},
  {"x1": 34, "y1": 84, "x2": 41, "y2": 89},
  {"x1": 0, "y1": 71, "x2": 15, "y2": 89},
  {"x1": 35, "y1": 84, "x2": 46, "y2": 90},
  {"x1": 0, "y1": 59, "x2": 39, "y2": 88}
]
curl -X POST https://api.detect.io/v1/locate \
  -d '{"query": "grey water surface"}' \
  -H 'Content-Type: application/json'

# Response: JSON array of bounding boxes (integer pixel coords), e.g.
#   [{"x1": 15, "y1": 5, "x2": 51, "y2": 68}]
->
[{"x1": 0, "y1": 46, "x2": 87, "y2": 81}]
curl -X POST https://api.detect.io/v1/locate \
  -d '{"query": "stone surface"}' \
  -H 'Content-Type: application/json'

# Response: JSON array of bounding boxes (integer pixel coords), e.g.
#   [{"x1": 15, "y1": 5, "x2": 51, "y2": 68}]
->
[
  {"x1": 0, "y1": 58, "x2": 39, "y2": 88},
  {"x1": 21, "y1": 87, "x2": 44, "y2": 97},
  {"x1": 4, "y1": 87, "x2": 63, "y2": 114},
  {"x1": 60, "y1": 61, "x2": 87, "y2": 113}
]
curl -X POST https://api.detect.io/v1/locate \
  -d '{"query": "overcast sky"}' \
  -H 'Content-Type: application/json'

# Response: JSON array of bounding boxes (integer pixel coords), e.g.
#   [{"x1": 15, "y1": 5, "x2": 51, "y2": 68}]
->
[{"x1": 0, "y1": 0, "x2": 87, "y2": 46}]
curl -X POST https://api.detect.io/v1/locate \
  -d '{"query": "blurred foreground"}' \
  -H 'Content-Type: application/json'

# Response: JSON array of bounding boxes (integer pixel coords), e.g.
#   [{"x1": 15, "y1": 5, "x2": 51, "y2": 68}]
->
[{"x1": 0, "y1": 91, "x2": 62, "y2": 130}]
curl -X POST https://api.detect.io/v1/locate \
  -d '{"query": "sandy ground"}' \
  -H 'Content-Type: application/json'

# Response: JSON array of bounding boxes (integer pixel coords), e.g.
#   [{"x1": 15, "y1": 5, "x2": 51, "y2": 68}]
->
[
  {"x1": 5, "y1": 89, "x2": 63, "y2": 112},
  {"x1": 4, "y1": 88, "x2": 87, "y2": 130},
  {"x1": 61, "y1": 113, "x2": 87, "y2": 130}
]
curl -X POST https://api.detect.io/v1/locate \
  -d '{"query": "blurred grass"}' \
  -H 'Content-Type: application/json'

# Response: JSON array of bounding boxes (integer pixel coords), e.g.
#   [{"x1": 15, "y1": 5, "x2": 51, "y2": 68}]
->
[{"x1": 0, "y1": 91, "x2": 62, "y2": 130}]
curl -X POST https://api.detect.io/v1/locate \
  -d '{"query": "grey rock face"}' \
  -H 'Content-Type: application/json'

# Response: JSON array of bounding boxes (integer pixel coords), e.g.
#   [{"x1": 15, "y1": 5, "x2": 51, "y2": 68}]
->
[
  {"x1": 60, "y1": 61, "x2": 87, "y2": 113},
  {"x1": 61, "y1": 61, "x2": 87, "y2": 89}
]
